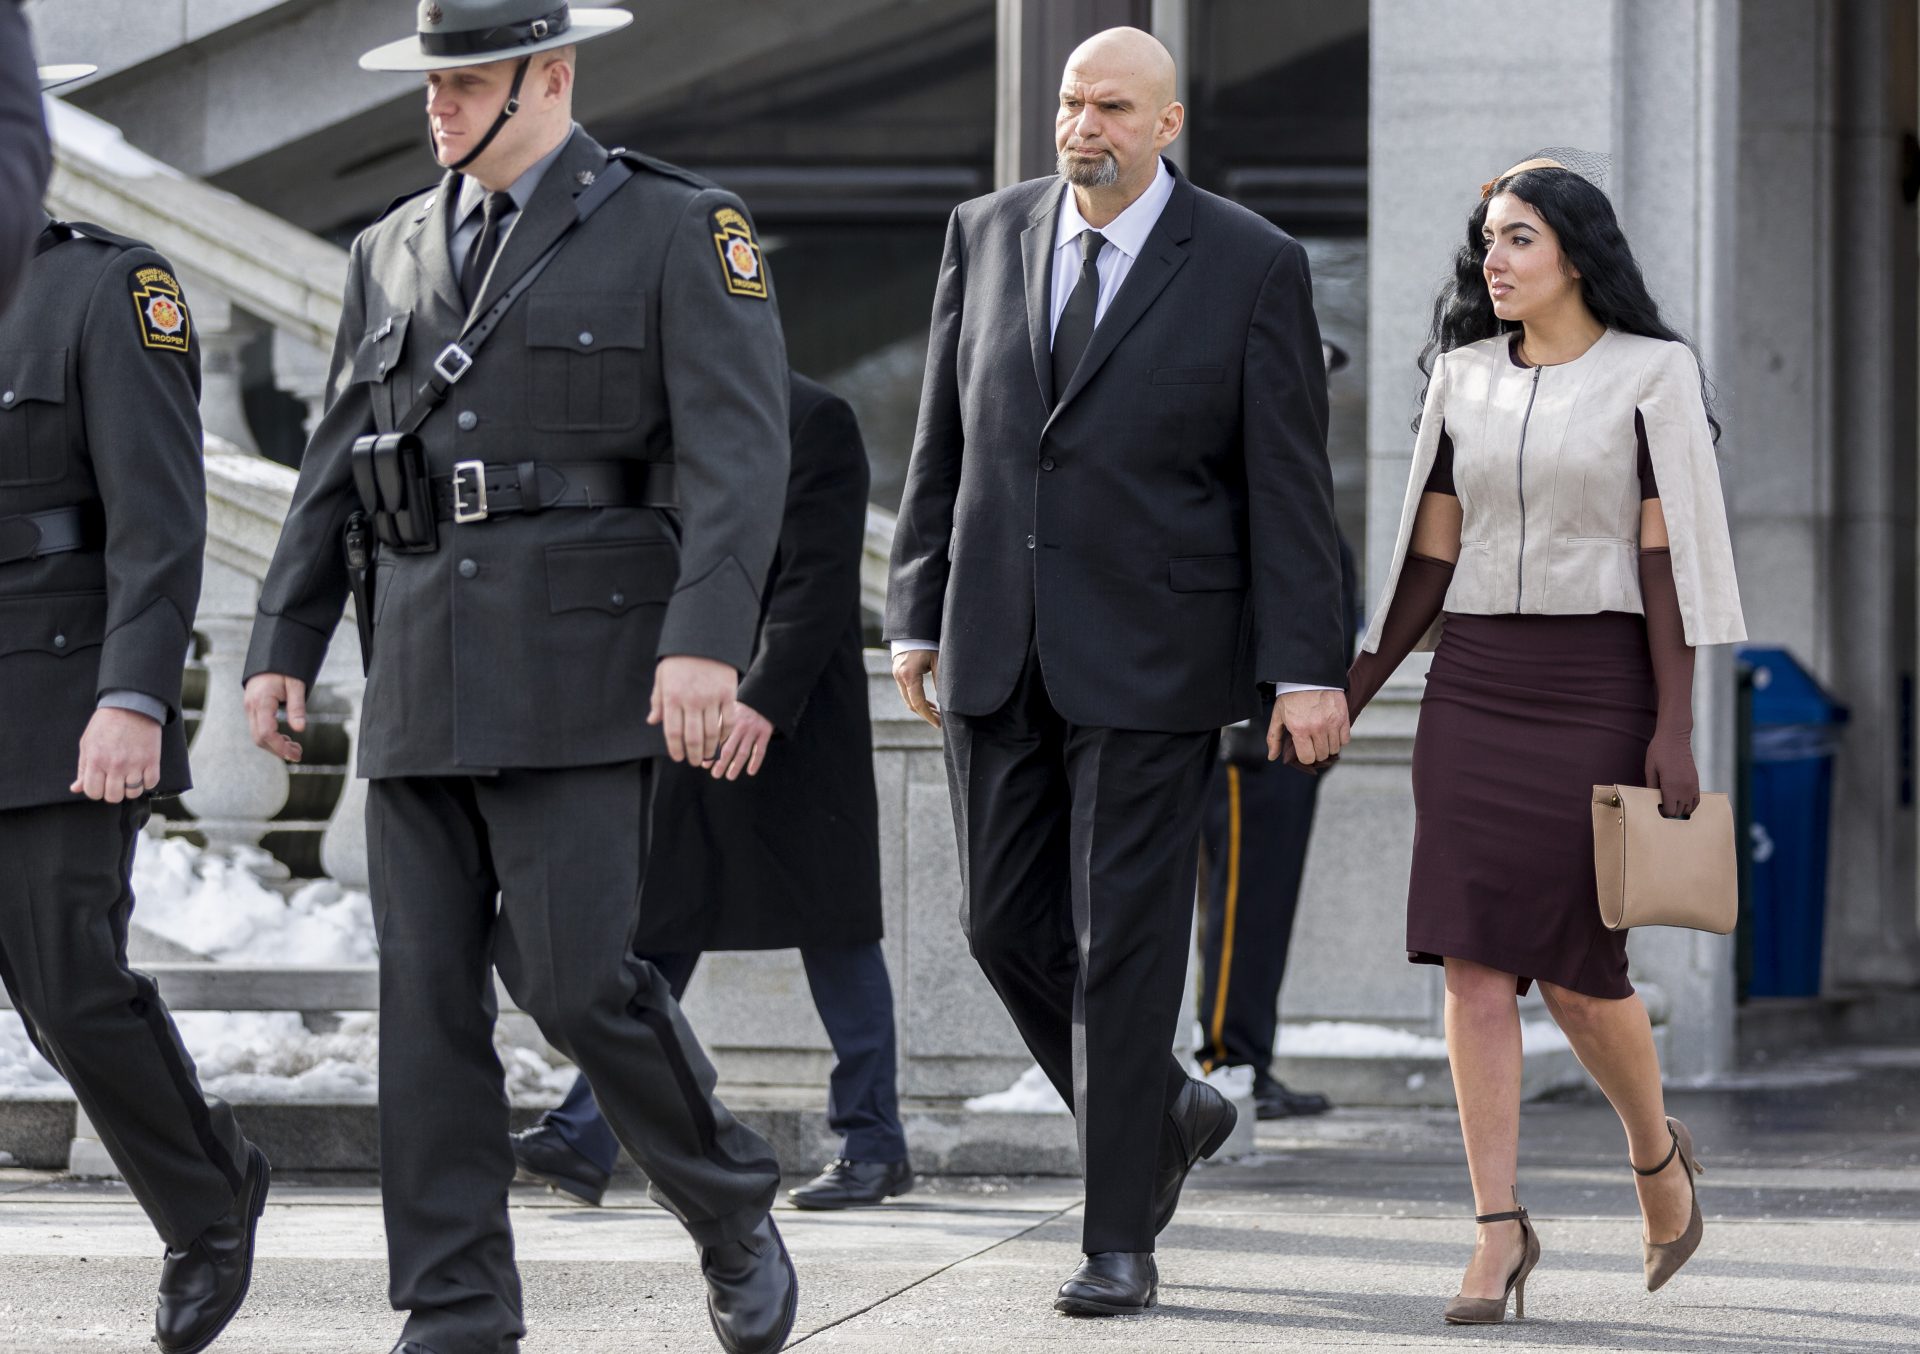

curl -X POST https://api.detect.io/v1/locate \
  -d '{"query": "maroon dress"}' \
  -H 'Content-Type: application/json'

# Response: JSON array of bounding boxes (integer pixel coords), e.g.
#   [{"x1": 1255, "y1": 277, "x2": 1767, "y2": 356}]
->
[{"x1": 1405, "y1": 413, "x2": 1659, "y2": 1000}]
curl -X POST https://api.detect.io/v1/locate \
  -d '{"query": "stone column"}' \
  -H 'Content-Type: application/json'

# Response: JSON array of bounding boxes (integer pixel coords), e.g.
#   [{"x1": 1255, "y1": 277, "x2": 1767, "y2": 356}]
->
[
  {"x1": 180, "y1": 557, "x2": 290, "y2": 861},
  {"x1": 177, "y1": 276, "x2": 261, "y2": 456},
  {"x1": 271, "y1": 328, "x2": 333, "y2": 442}
]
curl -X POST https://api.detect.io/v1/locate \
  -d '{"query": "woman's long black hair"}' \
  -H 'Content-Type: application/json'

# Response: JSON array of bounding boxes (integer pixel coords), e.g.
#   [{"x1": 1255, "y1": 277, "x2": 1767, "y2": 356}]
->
[{"x1": 1413, "y1": 165, "x2": 1720, "y2": 441}]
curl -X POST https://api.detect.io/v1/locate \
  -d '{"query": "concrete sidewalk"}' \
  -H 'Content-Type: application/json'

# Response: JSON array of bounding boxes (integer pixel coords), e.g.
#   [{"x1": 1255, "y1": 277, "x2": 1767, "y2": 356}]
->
[{"x1": 0, "y1": 1042, "x2": 1915, "y2": 1352}]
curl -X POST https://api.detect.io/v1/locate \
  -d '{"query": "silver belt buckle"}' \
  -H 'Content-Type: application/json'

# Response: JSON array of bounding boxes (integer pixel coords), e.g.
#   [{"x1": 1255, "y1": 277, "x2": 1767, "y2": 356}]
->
[
  {"x1": 434, "y1": 343, "x2": 474, "y2": 384},
  {"x1": 451, "y1": 460, "x2": 489, "y2": 523}
]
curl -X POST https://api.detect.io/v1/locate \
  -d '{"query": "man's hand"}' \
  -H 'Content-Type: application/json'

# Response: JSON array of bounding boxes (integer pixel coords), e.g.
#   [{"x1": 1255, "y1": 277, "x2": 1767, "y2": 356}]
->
[
  {"x1": 244, "y1": 673, "x2": 308, "y2": 764},
  {"x1": 71, "y1": 706, "x2": 163, "y2": 802},
  {"x1": 892, "y1": 648, "x2": 941, "y2": 729},
  {"x1": 650, "y1": 655, "x2": 737, "y2": 765},
  {"x1": 1269, "y1": 688, "x2": 1350, "y2": 766},
  {"x1": 711, "y1": 701, "x2": 776, "y2": 781}
]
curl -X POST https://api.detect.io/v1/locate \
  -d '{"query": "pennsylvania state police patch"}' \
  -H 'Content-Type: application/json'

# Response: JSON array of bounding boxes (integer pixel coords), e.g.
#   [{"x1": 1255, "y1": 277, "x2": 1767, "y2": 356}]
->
[
  {"x1": 131, "y1": 266, "x2": 192, "y2": 354},
  {"x1": 711, "y1": 206, "x2": 768, "y2": 300}
]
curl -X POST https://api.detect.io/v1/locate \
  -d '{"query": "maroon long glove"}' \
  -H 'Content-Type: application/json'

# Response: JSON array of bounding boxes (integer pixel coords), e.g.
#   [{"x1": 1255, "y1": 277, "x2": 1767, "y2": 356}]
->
[
  {"x1": 1639, "y1": 547, "x2": 1699, "y2": 818},
  {"x1": 1282, "y1": 553, "x2": 1456, "y2": 773}
]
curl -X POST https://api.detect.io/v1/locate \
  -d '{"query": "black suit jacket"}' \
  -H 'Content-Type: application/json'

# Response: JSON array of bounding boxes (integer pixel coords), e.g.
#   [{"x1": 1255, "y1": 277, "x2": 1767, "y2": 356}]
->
[
  {"x1": 636, "y1": 373, "x2": 882, "y2": 952},
  {"x1": 245, "y1": 128, "x2": 790, "y2": 775},
  {"x1": 0, "y1": 223, "x2": 205, "y2": 810},
  {"x1": 886, "y1": 166, "x2": 1345, "y2": 732},
  {"x1": 0, "y1": 2, "x2": 52, "y2": 317}
]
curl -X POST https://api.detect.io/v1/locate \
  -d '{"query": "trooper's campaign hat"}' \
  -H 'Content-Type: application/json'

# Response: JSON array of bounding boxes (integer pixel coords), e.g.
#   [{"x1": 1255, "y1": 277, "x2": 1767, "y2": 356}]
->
[
  {"x1": 361, "y1": 0, "x2": 633, "y2": 72},
  {"x1": 37, "y1": 65, "x2": 98, "y2": 92}
]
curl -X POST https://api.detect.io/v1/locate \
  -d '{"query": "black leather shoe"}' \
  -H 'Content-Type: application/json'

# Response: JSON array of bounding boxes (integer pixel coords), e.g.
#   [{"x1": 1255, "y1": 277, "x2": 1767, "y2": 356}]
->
[
  {"x1": 786, "y1": 1157, "x2": 914, "y2": 1210},
  {"x1": 510, "y1": 1122, "x2": 610, "y2": 1207},
  {"x1": 154, "y1": 1143, "x2": 271, "y2": 1354},
  {"x1": 388, "y1": 1344, "x2": 438, "y2": 1353},
  {"x1": 702, "y1": 1215, "x2": 798, "y2": 1354},
  {"x1": 1152, "y1": 1077, "x2": 1236, "y2": 1235},
  {"x1": 1254, "y1": 1074, "x2": 1332, "y2": 1121},
  {"x1": 1054, "y1": 1251, "x2": 1157, "y2": 1316}
]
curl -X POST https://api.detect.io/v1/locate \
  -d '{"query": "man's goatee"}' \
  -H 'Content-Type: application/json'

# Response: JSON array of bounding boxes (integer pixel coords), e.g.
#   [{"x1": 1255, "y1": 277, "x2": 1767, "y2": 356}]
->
[{"x1": 1058, "y1": 147, "x2": 1120, "y2": 188}]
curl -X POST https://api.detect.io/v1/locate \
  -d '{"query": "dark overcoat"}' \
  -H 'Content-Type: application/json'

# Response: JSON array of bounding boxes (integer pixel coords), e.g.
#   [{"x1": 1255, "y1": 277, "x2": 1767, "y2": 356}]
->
[
  {"x1": 0, "y1": 2, "x2": 52, "y2": 315},
  {"x1": 635, "y1": 373, "x2": 882, "y2": 951},
  {"x1": 244, "y1": 126, "x2": 790, "y2": 774},
  {"x1": 0, "y1": 220, "x2": 205, "y2": 811}
]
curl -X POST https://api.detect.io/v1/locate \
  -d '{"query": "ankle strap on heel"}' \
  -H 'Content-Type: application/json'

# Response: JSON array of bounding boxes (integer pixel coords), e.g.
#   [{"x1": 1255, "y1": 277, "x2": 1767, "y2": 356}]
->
[
  {"x1": 1474, "y1": 1209, "x2": 1526, "y2": 1224},
  {"x1": 1633, "y1": 1128, "x2": 1681, "y2": 1178}
]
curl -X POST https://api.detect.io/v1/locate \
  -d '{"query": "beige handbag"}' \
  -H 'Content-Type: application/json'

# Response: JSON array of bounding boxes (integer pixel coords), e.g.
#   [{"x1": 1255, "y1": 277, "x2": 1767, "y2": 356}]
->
[{"x1": 1590, "y1": 786, "x2": 1738, "y2": 933}]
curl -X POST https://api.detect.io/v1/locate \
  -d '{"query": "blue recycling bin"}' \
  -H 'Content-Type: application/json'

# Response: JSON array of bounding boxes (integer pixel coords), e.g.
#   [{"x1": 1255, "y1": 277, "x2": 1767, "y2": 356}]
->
[{"x1": 1739, "y1": 648, "x2": 1848, "y2": 998}]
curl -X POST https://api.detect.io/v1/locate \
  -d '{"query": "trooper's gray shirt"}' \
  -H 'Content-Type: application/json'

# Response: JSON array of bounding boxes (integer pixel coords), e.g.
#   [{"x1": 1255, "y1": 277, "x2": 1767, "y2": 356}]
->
[{"x1": 245, "y1": 125, "x2": 791, "y2": 774}]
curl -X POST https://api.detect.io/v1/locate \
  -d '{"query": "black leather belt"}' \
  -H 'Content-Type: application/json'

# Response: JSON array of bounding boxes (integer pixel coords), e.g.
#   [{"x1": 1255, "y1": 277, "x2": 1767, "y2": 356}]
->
[
  {"x1": 0, "y1": 506, "x2": 98, "y2": 566},
  {"x1": 430, "y1": 460, "x2": 677, "y2": 524}
]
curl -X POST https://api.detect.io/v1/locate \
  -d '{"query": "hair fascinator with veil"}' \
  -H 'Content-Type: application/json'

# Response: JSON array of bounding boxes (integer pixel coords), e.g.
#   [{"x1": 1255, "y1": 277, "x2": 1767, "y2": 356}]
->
[{"x1": 1480, "y1": 146, "x2": 1613, "y2": 199}]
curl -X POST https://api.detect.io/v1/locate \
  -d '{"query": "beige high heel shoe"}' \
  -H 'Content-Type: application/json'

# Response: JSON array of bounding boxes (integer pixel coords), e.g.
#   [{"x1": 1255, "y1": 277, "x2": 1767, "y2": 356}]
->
[
  {"x1": 1442, "y1": 1189, "x2": 1542, "y2": 1324},
  {"x1": 1638, "y1": 1116, "x2": 1705, "y2": 1292}
]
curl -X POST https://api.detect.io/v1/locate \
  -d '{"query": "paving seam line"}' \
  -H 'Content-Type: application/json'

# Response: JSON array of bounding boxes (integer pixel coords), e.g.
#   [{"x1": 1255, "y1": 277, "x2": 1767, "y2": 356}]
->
[{"x1": 783, "y1": 1199, "x2": 1084, "y2": 1346}]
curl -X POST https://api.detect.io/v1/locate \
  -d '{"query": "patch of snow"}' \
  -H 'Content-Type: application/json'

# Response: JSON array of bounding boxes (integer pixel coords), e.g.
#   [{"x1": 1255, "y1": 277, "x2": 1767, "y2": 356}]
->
[
  {"x1": 130, "y1": 837, "x2": 376, "y2": 966},
  {"x1": 1278, "y1": 1019, "x2": 1571, "y2": 1059},
  {"x1": 965, "y1": 1063, "x2": 1066, "y2": 1114}
]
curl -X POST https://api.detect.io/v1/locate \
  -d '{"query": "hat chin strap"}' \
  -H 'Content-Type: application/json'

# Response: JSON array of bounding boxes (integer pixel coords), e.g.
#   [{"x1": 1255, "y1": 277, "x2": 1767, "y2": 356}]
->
[{"x1": 448, "y1": 55, "x2": 532, "y2": 174}]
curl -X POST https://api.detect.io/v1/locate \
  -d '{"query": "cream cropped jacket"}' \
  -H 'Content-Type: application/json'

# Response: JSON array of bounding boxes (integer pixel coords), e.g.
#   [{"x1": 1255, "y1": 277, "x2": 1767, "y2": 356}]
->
[{"x1": 1361, "y1": 329, "x2": 1746, "y2": 654}]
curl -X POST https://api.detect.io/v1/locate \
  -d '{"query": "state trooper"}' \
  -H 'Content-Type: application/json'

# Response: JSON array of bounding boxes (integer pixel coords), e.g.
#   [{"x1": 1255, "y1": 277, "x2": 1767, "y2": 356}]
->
[
  {"x1": 0, "y1": 63, "x2": 271, "y2": 1354},
  {"x1": 241, "y1": 5, "x2": 796, "y2": 1353}
]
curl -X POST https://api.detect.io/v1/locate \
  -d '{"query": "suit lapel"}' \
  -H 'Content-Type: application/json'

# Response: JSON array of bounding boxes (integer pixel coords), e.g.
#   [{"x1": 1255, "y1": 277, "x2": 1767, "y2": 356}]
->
[
  {"x1": 1049, "y1": 172, "x2": 1196, "y2": 420},
  {"x1": 468, "y1": 129, "x2": 606, "y2": 324},
  {"x1": 403, "y1": 171, "x2": 464, "y2": 329},
  {"x1": 1021, "y1": 184, "x2": 1063, "y2": 406}
]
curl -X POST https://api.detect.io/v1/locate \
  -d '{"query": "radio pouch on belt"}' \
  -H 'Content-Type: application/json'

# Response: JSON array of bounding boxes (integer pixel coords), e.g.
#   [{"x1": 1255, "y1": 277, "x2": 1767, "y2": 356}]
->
[{"x1": 351, "y1": 431, "x2": 438, "y2": 553}]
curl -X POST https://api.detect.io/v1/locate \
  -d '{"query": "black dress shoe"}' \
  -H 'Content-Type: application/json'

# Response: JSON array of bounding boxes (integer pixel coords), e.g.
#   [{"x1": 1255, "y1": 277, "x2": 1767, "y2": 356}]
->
[
  {"x1": 510, "y1": 1122, "x2": 610, "y2": 1207},
  {"x1": 1054, "y1": 1251, "x2": 1157, "y2": 1316},
  {"x1": 786, "y1": 1157, "x2": 914, "y2": 1210},
  {"x1": 1254, "y1": 1074, "x2": 1332, "y2": 1121},
  {"x1": 388, "y1": 1344, "x2": 438, "y2": 1353},
  {"x1": 1152, "y1": 1077, "x2": 1236, "y2": 1234},
  {"x1": 154, "y1": 1143, "x2": 271, "y2": 1354},
  {"x1": 702, "y1": 1214, "x2": 798, "y2": 1354}
]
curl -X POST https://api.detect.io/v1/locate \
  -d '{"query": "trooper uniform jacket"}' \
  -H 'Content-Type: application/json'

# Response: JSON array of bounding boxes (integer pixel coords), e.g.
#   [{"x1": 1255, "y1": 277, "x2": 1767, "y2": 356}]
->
[
  {"x1": 0, "y1": 221, "x2": 206, "y2": 811},
  {"x1": 245, "y1": 127, "x2": 791, "y2": 776}
]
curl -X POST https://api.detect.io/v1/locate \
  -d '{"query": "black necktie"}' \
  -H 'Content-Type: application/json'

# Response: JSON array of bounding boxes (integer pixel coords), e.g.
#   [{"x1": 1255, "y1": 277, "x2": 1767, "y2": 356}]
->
[
  {"x1": 1050, "y1": 228, "x2": 1106, "y2": 402},
  {"x1": 460, "y1": 191, "x2": 515, "y2": 306}
]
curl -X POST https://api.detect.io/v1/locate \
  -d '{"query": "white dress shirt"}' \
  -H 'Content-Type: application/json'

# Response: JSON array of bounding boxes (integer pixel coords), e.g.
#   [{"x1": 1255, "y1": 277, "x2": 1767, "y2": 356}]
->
[{"x1": 892, "y1": 158, "x2": 1335, "y2": 700}]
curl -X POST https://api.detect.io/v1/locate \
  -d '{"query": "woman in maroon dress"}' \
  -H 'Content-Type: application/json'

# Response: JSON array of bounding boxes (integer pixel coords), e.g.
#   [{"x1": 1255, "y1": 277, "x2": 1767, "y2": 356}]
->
[{"x1": 1346, "y1": 154, "x2": 1746, "y2": 1323}]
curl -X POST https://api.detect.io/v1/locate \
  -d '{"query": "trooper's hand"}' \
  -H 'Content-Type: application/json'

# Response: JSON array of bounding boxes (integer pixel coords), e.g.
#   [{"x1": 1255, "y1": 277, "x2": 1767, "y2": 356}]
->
[
  {"x1": 712, "y1": 700, "x2": 776, "y2": 781},
  {"x1": 650, "y1": 655, "x2": 737, "y2": 766},
  {"x1": 1271, "y1": 687, "x2": 1350, "y2": 766},
  {"x1": 244, "y1": 673, "x2": 308, "y2": 764},
  {"x1": 892, "y1": 648, "x2": 941, "y2": 729},
  {"x1": 71, "y1": 707, "x2": 163, "y2": 803}
]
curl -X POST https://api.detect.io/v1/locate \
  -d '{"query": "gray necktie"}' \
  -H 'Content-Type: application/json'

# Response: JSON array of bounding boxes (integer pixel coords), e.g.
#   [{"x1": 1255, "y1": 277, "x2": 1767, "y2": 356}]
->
[
  {"x1": 460, "y1": 191, "x2": 515, "y2": 306},
  {"x1": 1050, "y1": 228, "x2": 1106, "y2": 402}
]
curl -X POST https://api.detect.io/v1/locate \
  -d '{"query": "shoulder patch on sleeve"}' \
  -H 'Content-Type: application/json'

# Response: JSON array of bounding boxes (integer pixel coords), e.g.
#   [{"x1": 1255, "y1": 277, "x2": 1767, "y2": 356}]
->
[
  {"x1": 711, "y1": 206, "x2": 769, "y2": 300},
  {"x1": 131, "y1": 266, "x2": 192, "y2": 355}
]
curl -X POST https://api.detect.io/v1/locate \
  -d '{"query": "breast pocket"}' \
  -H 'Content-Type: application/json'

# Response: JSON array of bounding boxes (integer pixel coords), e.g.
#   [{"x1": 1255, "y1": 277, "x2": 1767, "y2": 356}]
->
[
  {"x1": 348, "y1": 314, "x2": 411, "y2": 430},
  {"x1": 0, "y1": 348, "x2": 71, "y2": 486},
  {"x1": 526, "y1": 294, "x2": 648, "y2": 432}
]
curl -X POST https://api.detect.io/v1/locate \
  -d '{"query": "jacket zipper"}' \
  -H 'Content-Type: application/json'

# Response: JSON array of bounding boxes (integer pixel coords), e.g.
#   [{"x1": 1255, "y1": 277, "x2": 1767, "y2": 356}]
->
[{"x1": 1515, "y1": 363, "x2": 1542, "y2": 609}]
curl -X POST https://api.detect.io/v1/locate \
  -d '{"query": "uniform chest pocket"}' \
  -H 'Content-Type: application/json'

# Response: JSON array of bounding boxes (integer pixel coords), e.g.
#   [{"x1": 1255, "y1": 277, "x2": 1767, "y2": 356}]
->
[
  {"x1": 349, "y1": 314, "x2": 411, "y2": 430},
  {"x1": 0, "y1": 348, "x2": 71, "y2": 487},
  {"x1": 526, "y1": 294, "x2": 647, "y2": 432}
]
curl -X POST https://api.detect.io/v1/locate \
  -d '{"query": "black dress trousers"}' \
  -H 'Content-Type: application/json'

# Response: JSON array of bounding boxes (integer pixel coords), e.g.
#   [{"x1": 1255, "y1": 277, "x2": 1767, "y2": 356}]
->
[
  {"x1": 0, "y1": 800, "x2": 247, "y2": 1247},
  {"x1": 365, "y1": 763, "x2": 781, "y2": 1354},
  {"x1": 943, "y1": 641, "x2": 1218, "y2": 1254}
]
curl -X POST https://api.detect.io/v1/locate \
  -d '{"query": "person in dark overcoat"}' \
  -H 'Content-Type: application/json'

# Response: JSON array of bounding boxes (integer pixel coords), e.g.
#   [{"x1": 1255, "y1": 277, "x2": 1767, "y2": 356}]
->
[
  {"x1": 241, "y1": 6, "x2": 798, "y2": 1352},
  {"x1": 513, "y1": 372, "x2": 911, "y2": 1211},
  {"x1": 0, "y1": 3, "x2": 54, "y2": 314},
  {"x1": 0, "y1": 65, "x2": 270, "y2": 1354}
]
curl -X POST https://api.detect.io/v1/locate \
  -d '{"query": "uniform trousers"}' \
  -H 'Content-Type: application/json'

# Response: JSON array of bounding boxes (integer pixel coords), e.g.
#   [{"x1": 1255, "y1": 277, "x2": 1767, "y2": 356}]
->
[
  {"x1": 542, "y1": 943, "x2": 907, "y2": 1175},
  {"x1": 943, "y1": 642, "x2": 1218, "y2": 1254},
  {"x1": 366, "y1": 764, "x2": 781, "y2": 1354},
  {"x1": 1196, "y1": 759, "x2": 1321, "y2": 1074},
  {"x1": 0, "y1": 799, "x2": 246, "y2": 1246}
]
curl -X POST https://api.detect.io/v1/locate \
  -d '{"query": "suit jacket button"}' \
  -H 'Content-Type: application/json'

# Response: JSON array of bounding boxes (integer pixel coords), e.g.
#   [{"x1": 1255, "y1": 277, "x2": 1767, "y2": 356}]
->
[
  {"x1": 1041, "y1": 457, "x2": 1056, "y2": 471},
  {"x1": 458, "y1": 559, "x2": 478, "y2": 579},
  {"x1": 610, "y1": 591, "x2": 625, "y2": 607},
  {"x1": 458, "y1": 411, "x2": 478, "y2": 431},
  {"x1": 1, "y1": 391, "x2": 13, "y2": 406},
  {"x1": 52, "y1": 634, "x2": 66, "y2": 649},
  {"x1": 1026, "y1": 534, "x2": 1035, "y2": 549},
  {"x1": 578, "y1": 332, "x2": 594, "y2": 347}
]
